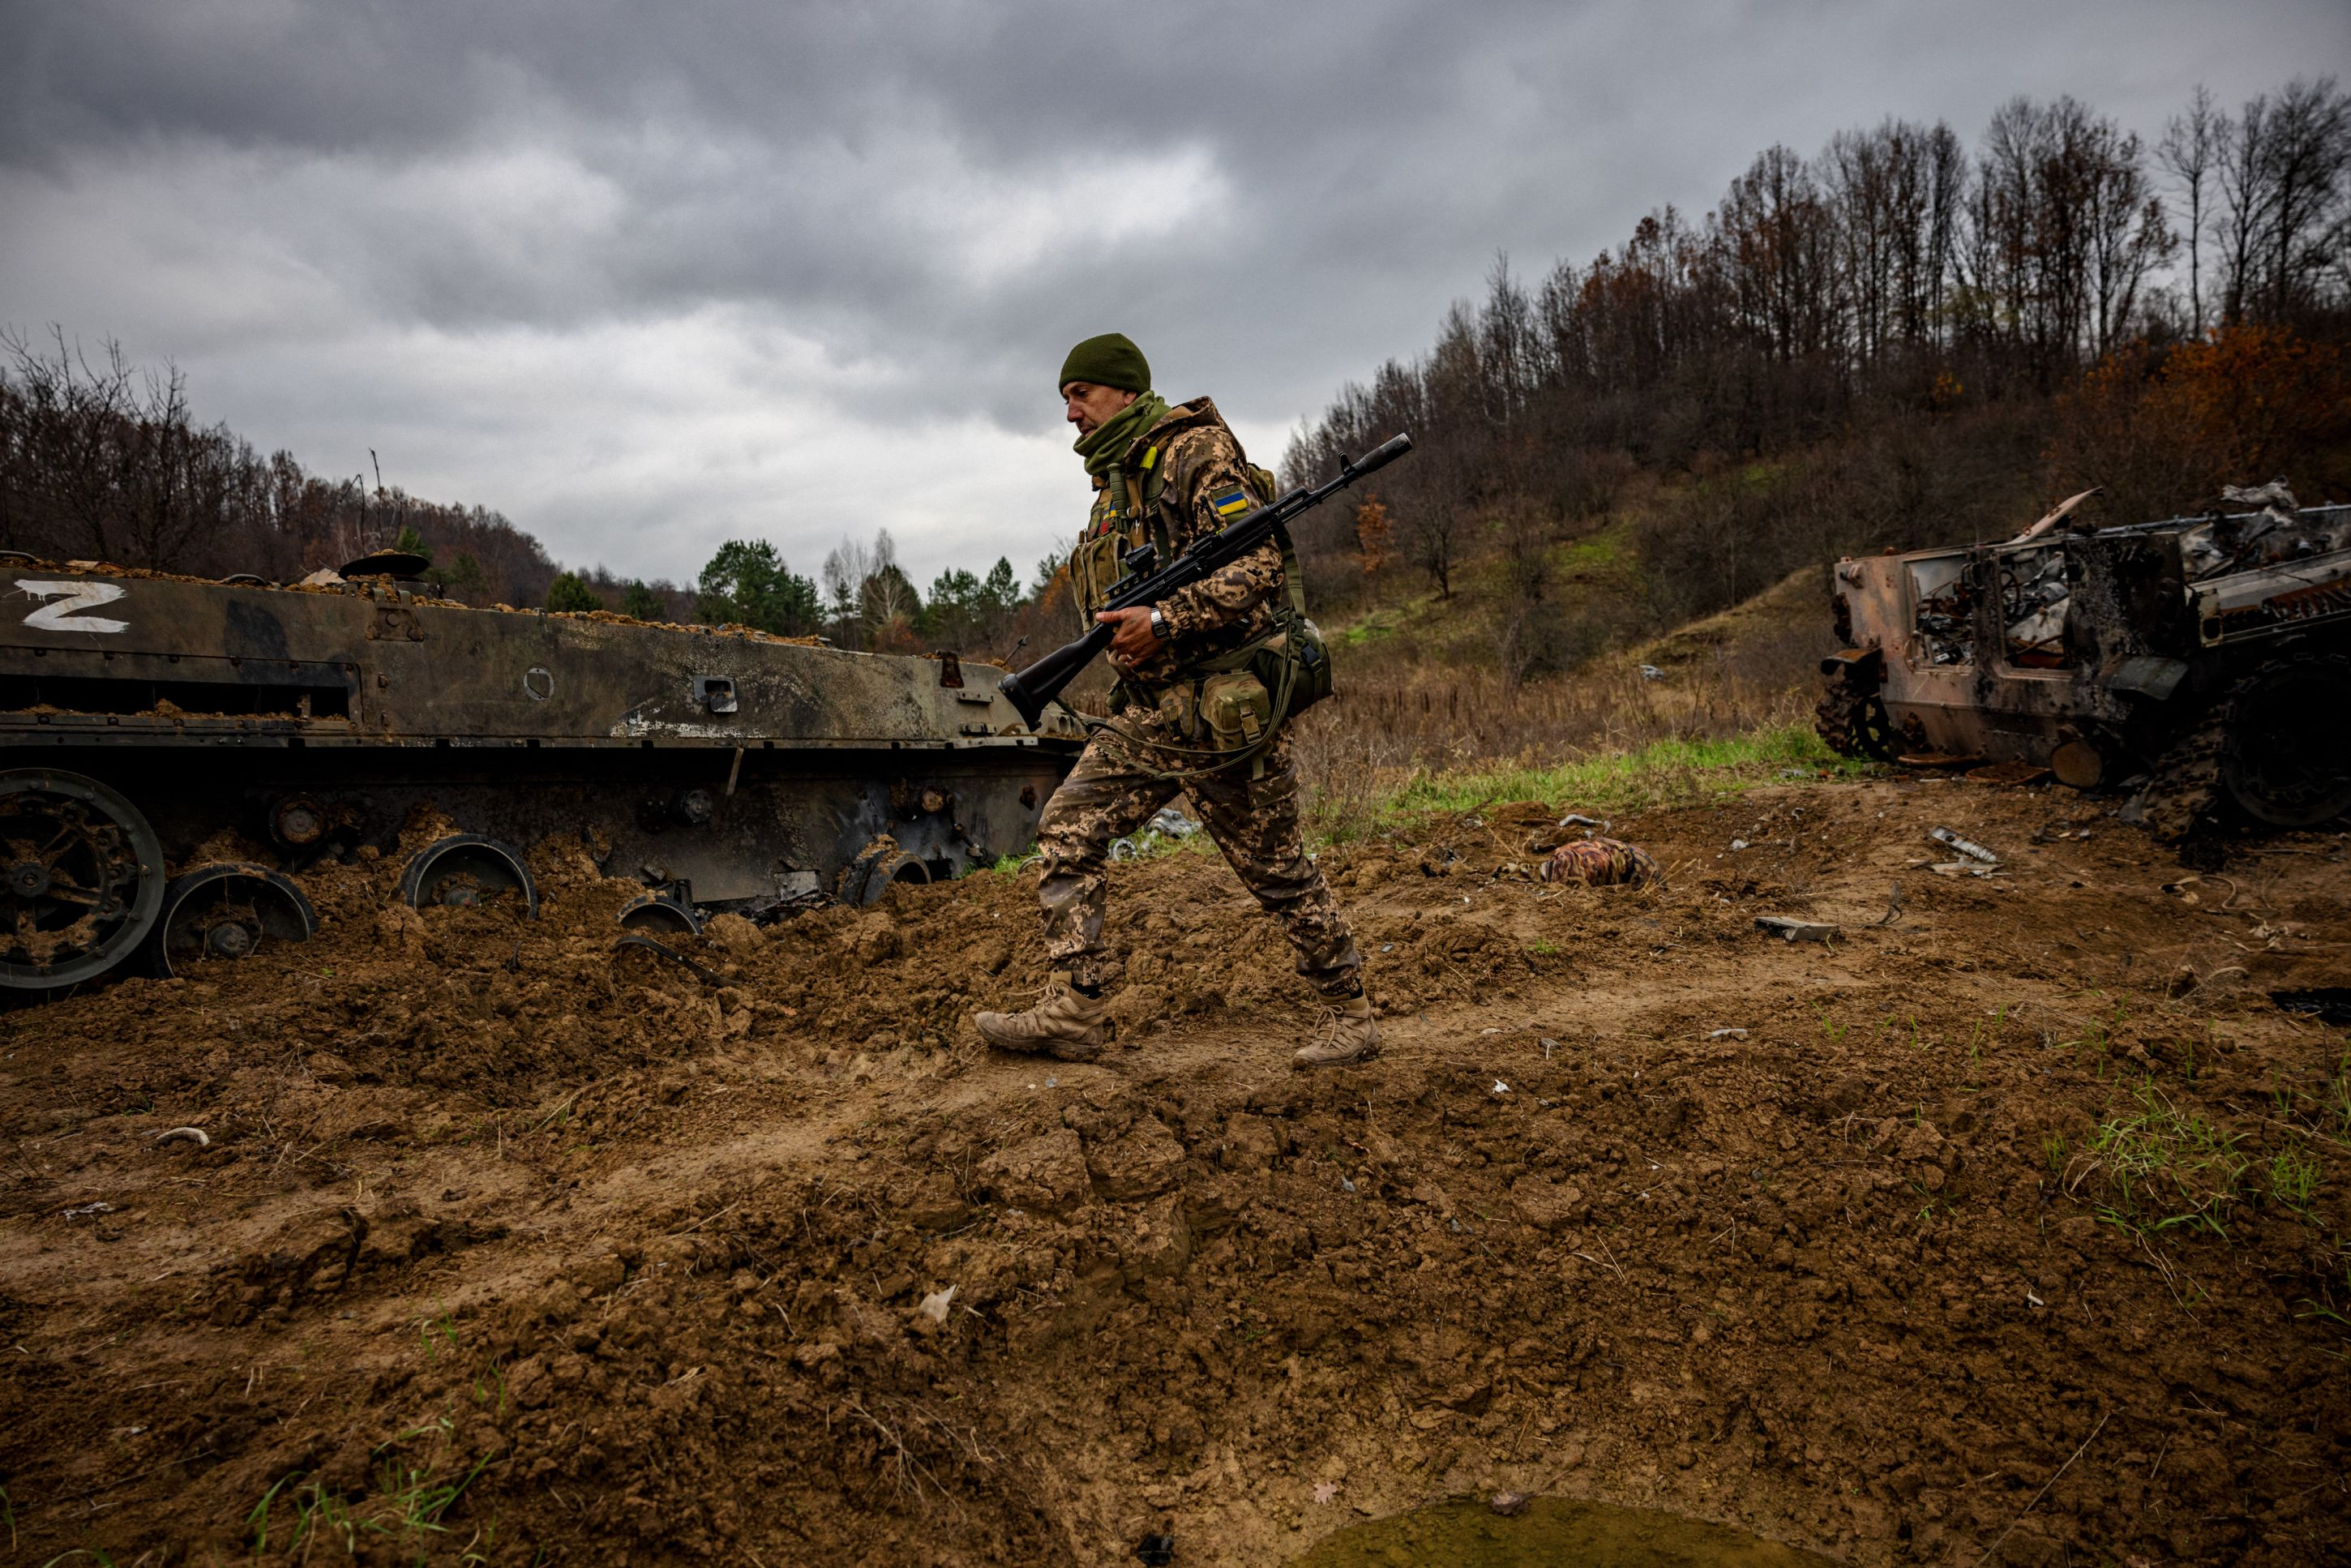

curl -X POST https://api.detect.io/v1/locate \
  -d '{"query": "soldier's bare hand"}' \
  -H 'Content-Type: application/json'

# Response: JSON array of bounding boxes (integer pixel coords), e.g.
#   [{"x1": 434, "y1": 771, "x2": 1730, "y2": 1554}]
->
[{"x1": 1096, "y1": 606, "x2": 1159, "y2": 666}]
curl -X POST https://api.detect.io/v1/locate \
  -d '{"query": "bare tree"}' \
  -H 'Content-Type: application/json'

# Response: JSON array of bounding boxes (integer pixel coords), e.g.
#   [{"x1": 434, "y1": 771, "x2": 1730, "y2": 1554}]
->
[
  {"x1": 2211, "y1": 80, "x2": 2351, "y2": 324},
  {"x1": 2258, "y1": 78, "x2": 2351, "y2": 321},
  {"x1": 2160, "y1": 85, "x2": 2222, "y2": 334},
  {"x1": 820, "y1": 533, "x2": 872, "y2": 640},
  {"x1": 1716, "y1": 145, "x2": 1839, "y2": 363},
  {"x1": 859, "y1": 526, "x2": 922, "y2": 634}
]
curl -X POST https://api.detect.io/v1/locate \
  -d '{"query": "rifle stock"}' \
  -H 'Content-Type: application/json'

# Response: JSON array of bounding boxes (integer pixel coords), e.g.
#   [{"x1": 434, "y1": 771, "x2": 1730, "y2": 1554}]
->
[{"x1": 998, "y1": 431, "x2": 1412, "y2": 730}]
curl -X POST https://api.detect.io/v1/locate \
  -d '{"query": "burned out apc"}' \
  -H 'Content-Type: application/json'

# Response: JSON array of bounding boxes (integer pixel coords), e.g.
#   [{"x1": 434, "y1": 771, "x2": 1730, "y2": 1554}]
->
[
  {"x1": 1815, "y1": 488, "x2": 2351, "y2": 841},
  {"x1": 0, "y1": 554, "x2": 1085, "y2": 992}
]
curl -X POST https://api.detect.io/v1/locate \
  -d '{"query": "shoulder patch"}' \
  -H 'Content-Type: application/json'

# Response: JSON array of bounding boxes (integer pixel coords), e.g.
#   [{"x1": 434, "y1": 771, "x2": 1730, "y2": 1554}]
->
[{"x1": 1211, "y1": 487, "x2": 1250, "y2": 518}]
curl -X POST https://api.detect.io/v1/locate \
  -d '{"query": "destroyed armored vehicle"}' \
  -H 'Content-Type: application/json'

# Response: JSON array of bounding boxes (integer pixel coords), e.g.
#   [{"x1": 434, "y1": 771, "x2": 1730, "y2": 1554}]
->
[
  {"x1": 1815, "y1": 487, "x2": 2351, "y2": 839},
  {"x1": 0, "y1": 554, "x2": 1086, "y2": 992}
]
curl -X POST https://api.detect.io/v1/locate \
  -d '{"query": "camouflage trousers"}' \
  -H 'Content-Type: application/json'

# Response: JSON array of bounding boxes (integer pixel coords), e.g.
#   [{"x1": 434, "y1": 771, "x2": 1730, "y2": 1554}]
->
[{"x1": 1036, "y1": 706, "x2": 1362, "y2": 996}]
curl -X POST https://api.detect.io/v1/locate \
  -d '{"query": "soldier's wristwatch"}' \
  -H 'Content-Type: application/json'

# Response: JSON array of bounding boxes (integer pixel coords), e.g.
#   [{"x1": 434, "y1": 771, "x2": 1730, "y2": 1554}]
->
[{"x1": 1148, "y1": 607, "x2": 1172, "y2": 641}]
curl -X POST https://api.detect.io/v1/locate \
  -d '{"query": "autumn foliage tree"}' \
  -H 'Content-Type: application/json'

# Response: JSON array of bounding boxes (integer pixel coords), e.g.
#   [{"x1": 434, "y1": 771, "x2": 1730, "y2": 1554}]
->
[
  {"x1": 1352, "y1": 495, "x2": 1394, "y2": 575},
  {"x1": 2045, "y1": 324, "x2": 2351, "y2": 520}
]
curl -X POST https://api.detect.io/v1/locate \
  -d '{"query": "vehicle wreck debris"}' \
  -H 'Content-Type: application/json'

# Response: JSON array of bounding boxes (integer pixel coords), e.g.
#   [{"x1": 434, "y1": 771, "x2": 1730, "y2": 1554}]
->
[
  {"x1": 1816, "y1": 488, "x2": 2351, "y2": 842},
  {"x1": 0, "y1": 553, "x2": 1086, "y2": 992}
]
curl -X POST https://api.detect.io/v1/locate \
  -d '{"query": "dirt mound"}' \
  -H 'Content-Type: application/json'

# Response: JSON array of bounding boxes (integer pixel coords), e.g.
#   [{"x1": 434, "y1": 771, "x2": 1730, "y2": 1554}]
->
[{"x1": 3, "y1": 779, "x2": 2347, "y2": 1565}]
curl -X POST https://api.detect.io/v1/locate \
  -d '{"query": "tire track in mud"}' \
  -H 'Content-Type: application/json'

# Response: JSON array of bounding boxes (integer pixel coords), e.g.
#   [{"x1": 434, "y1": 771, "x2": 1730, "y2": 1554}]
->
[{"x1": 2, "y1": 780, "x2": 2347, "y2": 1566}]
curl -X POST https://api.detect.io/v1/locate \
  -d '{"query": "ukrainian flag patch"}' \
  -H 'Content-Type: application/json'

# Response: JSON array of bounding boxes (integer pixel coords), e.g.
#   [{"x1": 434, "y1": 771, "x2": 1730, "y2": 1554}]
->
[{"x1": 1212, "y1": 488, "x2": 1249, "y2": 517}]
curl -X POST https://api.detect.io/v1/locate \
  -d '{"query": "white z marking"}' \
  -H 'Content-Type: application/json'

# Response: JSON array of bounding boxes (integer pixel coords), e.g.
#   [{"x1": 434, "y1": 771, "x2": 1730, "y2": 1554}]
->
[{"x1": 17, "y1": 580, "x2": 130, "y2": 635}]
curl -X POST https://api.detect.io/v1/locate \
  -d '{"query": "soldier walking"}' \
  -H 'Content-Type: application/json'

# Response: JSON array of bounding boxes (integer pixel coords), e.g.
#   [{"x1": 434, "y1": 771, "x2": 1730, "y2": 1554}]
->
[{"x1": 974, "y1": 333, "x2": 1381, "y2": 1069}]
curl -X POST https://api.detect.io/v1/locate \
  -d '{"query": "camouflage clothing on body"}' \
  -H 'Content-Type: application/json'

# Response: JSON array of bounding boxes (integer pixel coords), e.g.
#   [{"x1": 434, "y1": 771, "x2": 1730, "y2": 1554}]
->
[
  {"x1": 1038, "y1": 393, "x2": 1362, "y2": 999},
  {"x1": 1071, "y1": 397, "x2": 1287, "y2": 678},
  {"x1": 1037, "y1": 706, "x2": 1361, "y2": 996}
]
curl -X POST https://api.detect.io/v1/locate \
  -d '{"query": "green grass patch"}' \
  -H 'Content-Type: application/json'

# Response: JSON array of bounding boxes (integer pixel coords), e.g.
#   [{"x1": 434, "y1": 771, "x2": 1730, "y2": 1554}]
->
[
  {"x1": 1382, "y1": 722, "x2": 1860, "y2": 821},
  {"x1": 249, "y1": 1420, "x2": 500, "y2": 1560},
  {"x1": 1330, "y1": 605, "x2": 1407, "y2": 649},
  {"x1": 1550, "y1": 522, "x2": 1634, "y2": 576},
  {"x1": 2083, "y1": 1077, "x2": 2251, "y2": 1238}
]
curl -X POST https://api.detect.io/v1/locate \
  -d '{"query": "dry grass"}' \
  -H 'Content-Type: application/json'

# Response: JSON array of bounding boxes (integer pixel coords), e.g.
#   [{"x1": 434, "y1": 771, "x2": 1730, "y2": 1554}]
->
[{"x1": 1291, "y1": 634, "x2": 1829, "y2": 840}]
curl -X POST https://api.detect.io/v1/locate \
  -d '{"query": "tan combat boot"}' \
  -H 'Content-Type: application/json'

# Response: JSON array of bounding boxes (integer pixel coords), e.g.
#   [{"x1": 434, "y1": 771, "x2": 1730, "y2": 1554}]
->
[
  {"x1": 974, "y1": 973, "x2": 1111, "y2": 1062},
  {"x1": 1292, "y1": 995, "x2": 1381, "y2": 1070}
]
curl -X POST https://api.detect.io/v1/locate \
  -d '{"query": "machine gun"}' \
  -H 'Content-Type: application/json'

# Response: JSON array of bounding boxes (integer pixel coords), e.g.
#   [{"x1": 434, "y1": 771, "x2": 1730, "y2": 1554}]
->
[{"x1": 999, "y1": 432, "x2": 1413, "y2": 729}]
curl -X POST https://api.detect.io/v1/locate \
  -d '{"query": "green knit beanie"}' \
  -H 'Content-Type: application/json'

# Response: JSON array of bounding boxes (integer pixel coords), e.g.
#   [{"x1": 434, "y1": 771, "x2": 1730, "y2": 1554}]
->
[{"x1": 1057, "y1": 332, "x2": 1151, "y2": 395}]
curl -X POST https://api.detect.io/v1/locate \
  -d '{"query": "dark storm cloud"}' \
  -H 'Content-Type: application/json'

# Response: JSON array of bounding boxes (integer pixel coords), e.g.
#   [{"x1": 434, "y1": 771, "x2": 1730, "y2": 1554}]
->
[{"x1": 4, "y1": 1, "x2": 2346, "y2": 583}]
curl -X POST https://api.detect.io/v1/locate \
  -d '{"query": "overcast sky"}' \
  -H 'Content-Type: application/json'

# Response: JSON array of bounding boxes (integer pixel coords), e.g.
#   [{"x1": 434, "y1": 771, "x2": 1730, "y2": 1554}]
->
[{"x1": 4, "y1": 1, "x2": 2345, "y2": 591}]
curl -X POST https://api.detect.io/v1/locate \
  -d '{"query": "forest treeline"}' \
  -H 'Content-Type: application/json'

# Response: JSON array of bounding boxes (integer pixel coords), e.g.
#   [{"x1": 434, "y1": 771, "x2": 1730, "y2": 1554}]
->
[{"x1": 1282, "y1": 80, "x2": 2351, "y2": 677}]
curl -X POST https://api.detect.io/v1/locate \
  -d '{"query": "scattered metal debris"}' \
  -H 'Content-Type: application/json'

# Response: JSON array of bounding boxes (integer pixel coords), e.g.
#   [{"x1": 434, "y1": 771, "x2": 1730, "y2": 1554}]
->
[
  {"x1": 1872, "y1": 884, "x2": 1905, "y2": 926},
  {"x1": 2273, "y1": 988, "x2": 2351, "y2": 1026},
  {"x1": 1707, "y1": 1027, "x2": 1749, "y2": 1040},
  {"x1": 1754, "y1": 916, "x2": 1837, "y2": 943},
  {"x1": 612, "y1": 932, "x2": 726, "y2": 986},
  {"x1": 62, "y1": 1201, "x2": 115, "y2": 1219},
  {"x1": 1109, "y1": 807, "x2": 1201, "y2": 862},
  {"x1": 1134, "y1": 1531, "x2": 1177, "y2": 1566},
  {"x1": 1929, "y1": 827, "x2": 2000, "y2": 863},
  {"x1": 151, "y1": 1126, "x2": 210, "y2": 1148}
]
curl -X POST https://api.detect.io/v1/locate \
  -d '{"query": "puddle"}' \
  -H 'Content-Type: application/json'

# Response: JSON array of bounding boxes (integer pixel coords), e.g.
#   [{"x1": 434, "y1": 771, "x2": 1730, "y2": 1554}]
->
[{"x1": 1286, "y1": 1495, "x2": 1841, "y2": 1567}]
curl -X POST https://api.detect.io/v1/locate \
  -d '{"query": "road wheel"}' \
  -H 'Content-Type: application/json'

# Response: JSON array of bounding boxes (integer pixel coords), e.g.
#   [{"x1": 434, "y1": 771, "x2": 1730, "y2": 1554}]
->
[
  {"x1": 151, "y1": 864, "x2": 317, "y2": 978},
  {"x1": 2220, "y1": 653, "x2": 2351, "y2": 828},
  {"x1": 0, "y1": 769, "x2": 166, "y2": 992},
  {"x1": 399, "y1": 834, "x2": 540, "y2": 915}
]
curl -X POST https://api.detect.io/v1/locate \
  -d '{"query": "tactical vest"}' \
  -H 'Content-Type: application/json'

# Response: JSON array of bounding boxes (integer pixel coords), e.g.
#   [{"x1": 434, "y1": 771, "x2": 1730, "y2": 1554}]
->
[
  {"x1": 1068, "y1": 440, "x2": 1303, "y2": 628},
  {"x1": 1066, "y1": 418, "x2": 1333, "y2": 775}
]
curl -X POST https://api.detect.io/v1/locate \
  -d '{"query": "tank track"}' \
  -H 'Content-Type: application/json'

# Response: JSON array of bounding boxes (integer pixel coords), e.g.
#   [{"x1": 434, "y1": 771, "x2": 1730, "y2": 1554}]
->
[{"x1": 1813, "y1": 674, "x2": 1895, "y2": 761}]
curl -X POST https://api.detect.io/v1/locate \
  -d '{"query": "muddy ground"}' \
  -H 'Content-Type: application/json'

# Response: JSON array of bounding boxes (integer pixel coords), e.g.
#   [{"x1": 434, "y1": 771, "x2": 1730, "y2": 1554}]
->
[{"x1": 4, "y1": 777, "x2": 2348, "y2": 1566}]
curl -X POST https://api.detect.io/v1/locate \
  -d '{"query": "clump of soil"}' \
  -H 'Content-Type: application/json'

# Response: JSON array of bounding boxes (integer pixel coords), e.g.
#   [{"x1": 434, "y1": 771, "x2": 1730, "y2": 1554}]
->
[{"x1": 2, "y1": 781, "x2": 2347, "y2": 1566}]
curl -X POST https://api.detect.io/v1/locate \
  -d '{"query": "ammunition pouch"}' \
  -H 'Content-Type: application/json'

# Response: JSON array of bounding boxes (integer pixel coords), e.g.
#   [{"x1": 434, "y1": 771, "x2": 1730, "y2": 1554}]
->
[
  {"x1": 1198, "y1": 670, "x2": 1273, "y2": 751},
  {"x1": 1068, "y1": 528, "x2": 1130, "y2": 635}
]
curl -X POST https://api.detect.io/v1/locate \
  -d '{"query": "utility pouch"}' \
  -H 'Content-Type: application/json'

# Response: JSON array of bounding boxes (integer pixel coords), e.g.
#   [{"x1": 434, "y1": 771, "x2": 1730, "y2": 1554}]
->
[
  {"x1": 1068, "y1": 530, "x2": 1127, "y2": 632},
  {"x1": 1199, "y1": 670, "x2": 1273, "y2": 752},
  {"x1": 1155, "y1": 682, "x2": 1200, "y2": 740},
  {"x1": 1282, "y1": 615, "x2": 1335, "y2": 716}
]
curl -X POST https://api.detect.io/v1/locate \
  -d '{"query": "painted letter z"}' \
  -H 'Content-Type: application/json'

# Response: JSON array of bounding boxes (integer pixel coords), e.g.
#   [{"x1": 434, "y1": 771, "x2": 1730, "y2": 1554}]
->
[{"x1": 16, "y1": 580, "x2": 131, "y2": 635}]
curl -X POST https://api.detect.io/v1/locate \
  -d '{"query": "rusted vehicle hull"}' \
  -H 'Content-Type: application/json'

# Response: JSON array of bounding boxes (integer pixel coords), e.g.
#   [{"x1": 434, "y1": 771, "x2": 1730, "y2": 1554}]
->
[
  {"x1": 0, "y1": 561, "x2": 1086, "y2": 990},
  {"x1": 1817, "y1": 503, "x2": 2351, "y2": 839}
]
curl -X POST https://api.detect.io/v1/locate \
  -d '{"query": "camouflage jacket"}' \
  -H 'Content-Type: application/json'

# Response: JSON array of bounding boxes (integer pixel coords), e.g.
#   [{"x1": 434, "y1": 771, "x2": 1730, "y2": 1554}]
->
[{"x1": 1070, "y1": 396, "x2": 1283, "y2": 682}]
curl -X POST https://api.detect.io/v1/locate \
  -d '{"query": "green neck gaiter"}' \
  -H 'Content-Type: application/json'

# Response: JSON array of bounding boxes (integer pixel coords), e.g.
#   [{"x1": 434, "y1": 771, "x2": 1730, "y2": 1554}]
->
[{"x1": 1073, "y1": 392, "x2": 1169, "y2": 482}]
